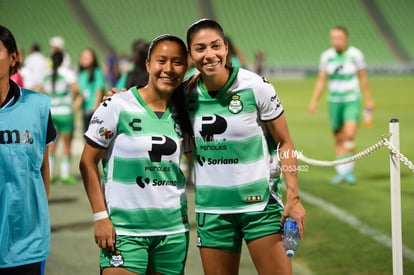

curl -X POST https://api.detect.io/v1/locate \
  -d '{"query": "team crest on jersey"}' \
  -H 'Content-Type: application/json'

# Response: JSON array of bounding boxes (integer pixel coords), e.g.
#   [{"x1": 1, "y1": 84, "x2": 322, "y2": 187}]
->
[
  {"x1": 228, "y1": 94, "x2": 243, "y2": 114},
  {"x1": 109, "y1": 249, "x2": 124, "y2": 267}
]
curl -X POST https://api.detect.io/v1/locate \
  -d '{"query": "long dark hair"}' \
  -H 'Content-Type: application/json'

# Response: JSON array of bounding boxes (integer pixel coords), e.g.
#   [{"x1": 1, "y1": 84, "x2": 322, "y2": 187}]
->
[
  {"x1": 51, "y1": 51, "x2": 64, "y2": 94},
  {"x1": 0, "y1": 25, "x2": 21, "y2": 75},
  {"x1": 125, "y1": 39, "x2": 150, "y2": 88},
  {"x1": 79, "y1": 48, "x2": 100, "y2": 83}
]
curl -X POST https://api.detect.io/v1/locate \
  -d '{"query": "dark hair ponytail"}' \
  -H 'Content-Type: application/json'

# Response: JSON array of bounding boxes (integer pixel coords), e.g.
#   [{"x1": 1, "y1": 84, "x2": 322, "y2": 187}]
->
[{"x1": 51, "y1": 51, "x2": 64, "y2": 94}]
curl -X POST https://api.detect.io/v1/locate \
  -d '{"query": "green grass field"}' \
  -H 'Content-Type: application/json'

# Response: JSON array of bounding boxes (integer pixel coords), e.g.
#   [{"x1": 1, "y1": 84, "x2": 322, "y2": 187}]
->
[
  {"x1": 274, "y1": 75, "x2": 414, "y2": 274},
  {"x1": 47, "y1": 75, "x2": 414, "y2": 275}
]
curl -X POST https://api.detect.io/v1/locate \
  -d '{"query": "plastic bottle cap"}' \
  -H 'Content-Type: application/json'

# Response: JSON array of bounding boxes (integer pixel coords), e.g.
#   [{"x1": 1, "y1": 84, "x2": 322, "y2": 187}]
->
[{"x1": 286, "y1": 249, "x2": 295, "y2": 258}]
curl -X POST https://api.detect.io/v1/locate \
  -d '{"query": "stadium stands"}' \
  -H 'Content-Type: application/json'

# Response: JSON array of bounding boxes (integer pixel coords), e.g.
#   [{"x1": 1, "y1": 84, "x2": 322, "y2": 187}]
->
[
  {"x1": 1, "y1": 0, "x2": 412, "y2": 69},
  {"x1": 212, "y1": 0, "x2": 397, "y2": 67},
  {"x1": 375, "y1": 0, "x2": 414, "y2": 61},
  {"x1": 80, "y1": 0, "x2": 201, "y2": 55},
  {"x1": 1, "y1": 0, "x2": 96, "y2": 67}
]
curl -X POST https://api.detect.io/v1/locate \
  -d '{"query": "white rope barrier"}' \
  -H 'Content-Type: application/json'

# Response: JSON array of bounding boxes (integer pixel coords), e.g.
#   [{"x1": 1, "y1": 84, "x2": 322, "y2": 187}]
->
[
  {"x1": 383, "y1": 138, "x2": 414, "y2": 172},
  {"x1": 296, "y1": 119, "x2": 412, "y2": 275},
  {"x1": 297, "y1": 133, "x2": 414, "y2": 172}
]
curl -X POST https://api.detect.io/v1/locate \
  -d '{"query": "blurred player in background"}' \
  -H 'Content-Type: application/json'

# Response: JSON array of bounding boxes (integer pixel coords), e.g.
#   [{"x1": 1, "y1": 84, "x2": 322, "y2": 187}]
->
[
  {"x1": 42, "y1": 50, "x2": 81, "y2": 184},
  {"x1": 116, "y1": 39, "x2": 150, "y2": 90},
  {"x1": 49, "y1": 36, "x2": 71, "y2": 68},
  {"x1": 309, "y1": 26, "x2": 374, "y2": 184},
  {"x1": 22, "y1": 43, "x2": 48, "y2": 91},
  {"x1": 78, "y1": 48, "x2": 106, "y2": 133}
]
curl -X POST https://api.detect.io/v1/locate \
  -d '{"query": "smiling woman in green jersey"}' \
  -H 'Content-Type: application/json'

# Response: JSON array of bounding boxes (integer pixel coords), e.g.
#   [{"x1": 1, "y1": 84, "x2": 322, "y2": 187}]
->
[
  {"x1": 185, "y1": 19, "x2": 306, "y2": 275},
  {"x1": 79, "y1": 34, "x2": 191, "y2": 275},
  {"x1": 309, "y1": 26, "x2": 375, "y2": 184}
]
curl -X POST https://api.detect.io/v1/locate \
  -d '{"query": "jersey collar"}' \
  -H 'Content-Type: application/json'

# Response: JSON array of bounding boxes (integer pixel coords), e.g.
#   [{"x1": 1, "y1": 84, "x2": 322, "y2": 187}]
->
[
  {"x1": 197, "y1": 67, "x2": 239, "y2": 99},
  {"x1": 131, "y1": 86, "x2": 172, "y2": 120}
]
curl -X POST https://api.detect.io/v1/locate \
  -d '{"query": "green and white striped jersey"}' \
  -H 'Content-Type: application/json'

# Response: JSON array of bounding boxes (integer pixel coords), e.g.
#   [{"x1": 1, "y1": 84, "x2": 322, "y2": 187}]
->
[
  {"x1": 85, "y1": 87, "x2": 188, "y2": 236},
  {"x1": 186, "y1": 67, "x2": 284, "y2": 214},
  {"x1": 319, "y1": 46, "x2": 366, "y2": 103},
  {"x1": 42, "y1": 67, "x2": 76, "y2": 115}
]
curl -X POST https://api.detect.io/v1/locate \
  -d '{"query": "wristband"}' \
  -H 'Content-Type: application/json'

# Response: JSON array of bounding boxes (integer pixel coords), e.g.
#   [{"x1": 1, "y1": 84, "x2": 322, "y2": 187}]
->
[{"x1": 93, "y1": 211, "x2": 109, "y2": 221}]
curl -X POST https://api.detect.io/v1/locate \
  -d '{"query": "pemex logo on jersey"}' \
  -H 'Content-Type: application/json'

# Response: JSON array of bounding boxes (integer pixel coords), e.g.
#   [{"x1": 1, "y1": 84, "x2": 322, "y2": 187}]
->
[
  {"x1": 199, "y1": 114, "x2": 227, "y2": 141},
  {"x1": 148, "y1": 135, "x2": 177, "y2": 162},
  {"x1": 197, "y1": 114, "x2": 239, "y2": 167},
  {"x1": 136, "y1": 135, "x2": 179, "y2": 189}
]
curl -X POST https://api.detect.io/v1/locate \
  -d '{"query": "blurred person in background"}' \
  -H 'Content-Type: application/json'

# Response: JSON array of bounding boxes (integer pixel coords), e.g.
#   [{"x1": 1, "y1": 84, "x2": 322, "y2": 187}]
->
[
  {"x1": 254, "y1": 49, "x2": 265, "y2": 76},
  {"x1": 116, "y1": 39, "x2": 150, "y2": 90},
  {"x1": 309, "y1": 26, "x2": 374, "y2": 184},
  {"x1": 49, "y1": 36, "x2": 71, "y2": 68},
  {"x1": 21, "y1": 43, "x2": 48, "y2": 91},
  {"x1": 78, "y1": 48, "x2": 106, "y2": 133},
  {"x1": 0, "y1": 24, "x2": 56, "y2": 275},
  {"x1": 224, "y1": 35, "x2": 248, "y2": 68},
  {"x1": 103, "y1": 47, "x2": 120, "y2": 87},
  {"x1": 42, "y1": 50, "x2": 81, "y2": 184},
  {"x1": 10, "y1": 46, "x2": 24, "y2": 87}
]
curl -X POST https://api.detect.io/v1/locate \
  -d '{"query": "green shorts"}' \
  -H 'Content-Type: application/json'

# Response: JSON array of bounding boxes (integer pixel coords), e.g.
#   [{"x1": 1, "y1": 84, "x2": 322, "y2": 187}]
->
[
  {"x1": 196, "y1": 202, "x2": 284, "y2": 253},
  {"x1": 100, "y1": 232, "x2": 189, "y2": 275},
  {"x1": 328, "y1": 99, "x2": 361, "y2": 132},
  {"x1": 51, "y1": 113, "x2": 74, "y2": 133}
]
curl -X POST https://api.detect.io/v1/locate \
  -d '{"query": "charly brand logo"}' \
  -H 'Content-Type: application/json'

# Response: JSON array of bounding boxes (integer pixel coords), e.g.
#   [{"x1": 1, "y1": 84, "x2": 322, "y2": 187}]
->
[
  {"x1": 199, "y1": 114, "x2": 227, "y2": 141},
  {"x1": 128, "y1": 118, "x2": 142, "y2": 131},
  {"x1": 0, "y1": 129, "x2": 33, "y2": 144},
  {"x1": 275, "y1": 142, "x2": 309, "y2": 173},
  {"x1": 102, "y1": 97, "x2": 112, "y2": 107}
]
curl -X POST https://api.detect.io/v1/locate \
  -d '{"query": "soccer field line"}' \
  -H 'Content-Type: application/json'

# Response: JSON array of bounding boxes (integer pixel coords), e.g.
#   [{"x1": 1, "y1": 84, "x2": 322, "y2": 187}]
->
[{"x1": 300, "y1": 190, "x2": 414, "y2": 262}]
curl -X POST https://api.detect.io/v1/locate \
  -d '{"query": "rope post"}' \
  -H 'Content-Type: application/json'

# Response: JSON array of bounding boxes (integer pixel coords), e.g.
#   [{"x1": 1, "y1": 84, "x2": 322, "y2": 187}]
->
[{"x1": 389, "y1": 118, "x2": 403, "y2": 275}]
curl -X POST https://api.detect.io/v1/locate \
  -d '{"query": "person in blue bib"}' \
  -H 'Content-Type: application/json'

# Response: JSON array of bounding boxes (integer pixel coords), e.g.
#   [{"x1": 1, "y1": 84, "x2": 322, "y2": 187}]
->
[{"x1": 0, "y1": 25, "x2": 57, "y2": 275}]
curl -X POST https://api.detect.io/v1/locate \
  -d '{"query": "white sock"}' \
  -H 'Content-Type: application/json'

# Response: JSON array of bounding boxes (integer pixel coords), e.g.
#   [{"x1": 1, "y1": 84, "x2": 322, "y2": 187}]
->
[
  {"x1": 336, "y1": 153, "x2": 355, "y2": 175},
  {"x1": 61, "y1": 157, "x2": 71, "y2": 178},
  {"x1": 49, "y1": 155, "x2": 55, "y2": 178},
  {"x1": 336, "y1": 161, "x2": 355, "y2": 175}
]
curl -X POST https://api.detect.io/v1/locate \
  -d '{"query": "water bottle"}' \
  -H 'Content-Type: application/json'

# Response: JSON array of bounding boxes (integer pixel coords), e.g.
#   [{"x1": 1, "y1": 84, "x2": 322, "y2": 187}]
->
[
  {"x1": 282, "y1": 217, "x2": 299, "y2": 258},
  {"x1": 363, "y1": 108, "x2": 373, "y2": 128}
]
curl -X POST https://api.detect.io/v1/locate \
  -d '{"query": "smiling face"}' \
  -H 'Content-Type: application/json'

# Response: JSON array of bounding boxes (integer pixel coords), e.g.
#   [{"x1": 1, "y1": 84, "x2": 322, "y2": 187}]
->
[
  {"x1": 146, "y1": 40, "x2": 187, "y2": 95},
  {"x1": 188, "y1": 28, "x2": 228, "y2": 77},
  {"x1": 0, "y1": 41, "x2": 17, "y2": 81}
]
